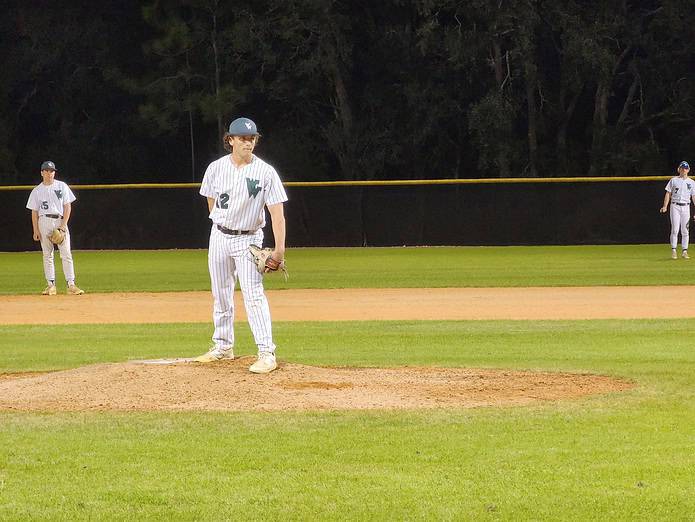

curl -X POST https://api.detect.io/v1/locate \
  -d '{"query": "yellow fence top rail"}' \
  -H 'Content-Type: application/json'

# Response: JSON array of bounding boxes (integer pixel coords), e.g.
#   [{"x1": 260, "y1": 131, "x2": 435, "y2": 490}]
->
[{"x1": 0, "y1": 176, "x2": 672, "y2": 191}]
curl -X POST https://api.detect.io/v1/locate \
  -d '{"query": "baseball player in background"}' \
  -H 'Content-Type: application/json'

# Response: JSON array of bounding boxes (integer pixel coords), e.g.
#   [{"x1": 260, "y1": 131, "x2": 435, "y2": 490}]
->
[
  {"x1": 26, "y1": 161, "x2": 85, "y2": 295},
  {"x1": 660, "y1": 161, "x2": 694, "y2": 259},
  {"x1": 194, "y1": 117, "x2": 288, "y2": 374}
]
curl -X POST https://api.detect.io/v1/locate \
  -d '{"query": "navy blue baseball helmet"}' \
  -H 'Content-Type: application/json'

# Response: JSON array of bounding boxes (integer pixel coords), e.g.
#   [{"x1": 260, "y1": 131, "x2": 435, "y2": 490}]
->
[
  {"x1": 228, "y1": 117, "x2": 259, "y2": 136},
  {"x1": 41, "y1": 161, "x2": 57, "y2": 171},
  {"x1": 679, "y1": 161, "x2": 690, "y2": 169}
]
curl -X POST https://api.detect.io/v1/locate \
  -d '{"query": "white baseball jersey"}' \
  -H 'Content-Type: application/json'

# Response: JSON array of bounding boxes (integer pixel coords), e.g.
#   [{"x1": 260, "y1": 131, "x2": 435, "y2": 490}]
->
[
  {"x1": 200, "y1": 154, "x2": 288, "y2": 230},
  {"x1": 665, "y1": 177, "x2": 695, "y2": 204},
  {"x1": 26, "y1": 180, "x2": 76, "y2": 215}
]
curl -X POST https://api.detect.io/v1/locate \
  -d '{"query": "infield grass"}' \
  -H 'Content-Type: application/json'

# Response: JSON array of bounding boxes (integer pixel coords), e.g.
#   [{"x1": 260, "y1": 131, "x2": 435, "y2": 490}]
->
[
  {"x1": 1, "y1": 320, "x2": 694, "y2": 520},
  {"x1": 2, "y1": 244, "x2": 694, "y2": 294}
]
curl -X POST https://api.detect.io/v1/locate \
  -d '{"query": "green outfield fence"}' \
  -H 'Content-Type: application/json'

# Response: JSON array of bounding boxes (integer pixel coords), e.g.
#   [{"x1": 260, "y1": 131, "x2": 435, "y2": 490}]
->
[{"x1": 0, "y1": 177, "x2": 674, "y2": 249}]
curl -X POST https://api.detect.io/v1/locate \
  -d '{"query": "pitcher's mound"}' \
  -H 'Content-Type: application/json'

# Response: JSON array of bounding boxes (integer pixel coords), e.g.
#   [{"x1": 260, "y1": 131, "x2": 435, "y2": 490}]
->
[{"x1": 0, "y1": 358, "x2": 632, "y2": 412}]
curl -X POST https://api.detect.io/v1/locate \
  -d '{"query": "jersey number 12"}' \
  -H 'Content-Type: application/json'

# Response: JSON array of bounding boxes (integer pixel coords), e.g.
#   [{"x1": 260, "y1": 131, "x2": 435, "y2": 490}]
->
[{"x1": 216, "y1": 193, "x2": 230, "y2": 209}]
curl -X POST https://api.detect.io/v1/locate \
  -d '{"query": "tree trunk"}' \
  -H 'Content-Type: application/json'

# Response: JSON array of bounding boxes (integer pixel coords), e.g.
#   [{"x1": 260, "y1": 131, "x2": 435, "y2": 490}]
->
[
  {"x1": 329, "y1": 54, "x2": 358, "y2": 180},
  {"x1": 588, "y1": 46, "x2": 633, "y2": 175},
  {"x1": 493, "y1": 40, "x2": 505, "y2": 86},
  {"x1": 557, "y1": 87, "x2": 581, "y2": 175},
  {"x1": 210, "y1": 6, "x2": 223, "y2": 147},
  {"x1": 617, "y1": 72, "x2": 639, "y2": 128},
  {"x1": 320, "y1": 16, "x2": 359, "y2": 181},
  {"x1": 186, "y1": 52, "x2": 195, "y2": 181},
  {"x1": 523, "y1": 58, "x2": 538, "y2": 177},
  {"x1": 588, "y1": 80, "x2": 609, "y2": 176},
  {"x1": 492, "y1": 40, "x2": 511, "y2": 177},
  {"x1": 188, "y1": 107, "x2": 195, "y2": 181}
]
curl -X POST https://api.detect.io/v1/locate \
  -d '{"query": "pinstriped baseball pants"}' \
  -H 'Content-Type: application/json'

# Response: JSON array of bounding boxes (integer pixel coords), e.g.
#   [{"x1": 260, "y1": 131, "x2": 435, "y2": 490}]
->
[
  {"x1": 38, "y1": 216, "x2": 76, "y2": 284},
  {"x1": 207, "y1": 227, "x2": 275, "y2": 354}
]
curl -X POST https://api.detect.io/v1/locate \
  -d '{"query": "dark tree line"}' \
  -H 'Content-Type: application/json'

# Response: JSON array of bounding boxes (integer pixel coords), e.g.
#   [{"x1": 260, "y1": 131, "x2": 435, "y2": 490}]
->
[{"x1": 1, "y1": 0, "x2": 693, "y2": 185}]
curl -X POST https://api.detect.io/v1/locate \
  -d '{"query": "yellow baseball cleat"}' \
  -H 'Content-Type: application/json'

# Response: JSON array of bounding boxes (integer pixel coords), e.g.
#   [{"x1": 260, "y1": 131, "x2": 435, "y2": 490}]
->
[
  {"x1": 42, "y1": 285, "x2": 57, "y2": 296},
  {"x1": 67, "y1": 284, "x2": 84, "y2": 295}
]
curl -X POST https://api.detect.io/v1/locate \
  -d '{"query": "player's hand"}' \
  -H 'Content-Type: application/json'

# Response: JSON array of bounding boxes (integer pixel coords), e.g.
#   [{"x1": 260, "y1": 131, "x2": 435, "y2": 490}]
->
[
  {"x1": 271, "y1": 249, "x2": 285, "y2": 264},
  {"x1": 660, "y1": 206, "x2": 667, "y2": 213},
  {"x1": 32, "y1": 231, "x2": 40, "y2": 241}
]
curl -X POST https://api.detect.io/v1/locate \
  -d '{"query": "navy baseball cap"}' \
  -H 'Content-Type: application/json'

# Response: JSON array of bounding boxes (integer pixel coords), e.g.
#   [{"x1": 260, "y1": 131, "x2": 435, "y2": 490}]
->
[
  {"x1": 679, "y1": 161, "x2": 690, "y2": 169},
  {"x1": 41, "y1": 161, "x2": 57, "y2": 171},
  {"x1": 228, "y1": 117, "x2": 259, "y2": 136}
]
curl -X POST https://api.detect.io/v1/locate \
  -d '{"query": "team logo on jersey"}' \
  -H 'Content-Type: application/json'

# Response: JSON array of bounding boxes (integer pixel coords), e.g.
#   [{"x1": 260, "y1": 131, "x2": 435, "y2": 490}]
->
[
  {"x1": 54, "y1": 190, "x2": 63, "y2": 199},
  {"x1": 246, "y1": 178, "x2": 261, "y2": 198},
  {"x1": 688, "y1": 183, "x2": 692, "y2": 190}
]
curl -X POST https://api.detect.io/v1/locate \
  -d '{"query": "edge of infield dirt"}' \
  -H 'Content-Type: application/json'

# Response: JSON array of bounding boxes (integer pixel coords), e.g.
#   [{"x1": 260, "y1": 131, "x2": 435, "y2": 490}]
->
[
  {"x1": 5, "y1": 287, "x2": 695, "y2": 324},
  {"x1": 0, "y1": 358, "x2": 634, "y2": 412}
]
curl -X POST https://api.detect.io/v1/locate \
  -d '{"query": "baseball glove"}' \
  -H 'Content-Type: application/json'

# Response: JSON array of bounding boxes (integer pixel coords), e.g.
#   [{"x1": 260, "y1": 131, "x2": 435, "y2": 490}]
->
[
  {"x1": 249, "y1": 244, "x2": 288, "y2": 280},
  {"x1": 48, "y1": 226, "x2": 66, "y2": 245}
]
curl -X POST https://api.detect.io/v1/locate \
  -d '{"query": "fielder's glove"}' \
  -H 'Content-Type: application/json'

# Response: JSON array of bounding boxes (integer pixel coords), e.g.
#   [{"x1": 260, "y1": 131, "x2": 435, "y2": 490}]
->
[
  {"x1": 249, "y1": 244, "x2": 288, "y2": 280},
  {"x1": 48, "y1": 226, "x2": 66, "y2": 245}
]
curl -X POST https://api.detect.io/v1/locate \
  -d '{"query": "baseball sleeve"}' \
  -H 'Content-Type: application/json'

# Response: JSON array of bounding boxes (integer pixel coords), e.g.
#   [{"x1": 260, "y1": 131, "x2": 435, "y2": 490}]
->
[
  {"x1": 63, "y1": 183, "x2": 77, "y2": 203},
  {"x1": 265, "y1": 167, "x2": 288, "y2": 206},
  {"x1": 26, "y1": 188, "x2": 38, "y2": 211},
  {"x1": 200, "y1": 164, "x2": 216, "y2": 198}
]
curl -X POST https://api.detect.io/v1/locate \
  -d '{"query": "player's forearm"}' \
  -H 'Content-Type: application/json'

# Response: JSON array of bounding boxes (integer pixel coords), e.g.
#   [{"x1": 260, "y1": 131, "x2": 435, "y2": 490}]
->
[
  {"x1": 662, "y1": 193, "x2": 670, "y2": 208},
  {"x1": 207, "y1": 197, "x2": 215, "y2": 213},
  {"x1": 62, "y1": 203, "x2": 72, "y2": 227},
  {"x1": 268, "y1": 204, "x2": 286, "y2": 253},
  {"x1": 31, "y1": 211, "x2": 39, "y2": 233},
  {"x1": 272, "y1": 217, "x2": 286, "y2": 253}
]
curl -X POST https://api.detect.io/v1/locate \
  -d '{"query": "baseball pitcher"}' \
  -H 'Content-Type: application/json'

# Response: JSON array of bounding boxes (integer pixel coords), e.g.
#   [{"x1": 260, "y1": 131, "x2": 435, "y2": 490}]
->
[{"x1": 194, "y1": 117, "x2": 287, "y2": 374}]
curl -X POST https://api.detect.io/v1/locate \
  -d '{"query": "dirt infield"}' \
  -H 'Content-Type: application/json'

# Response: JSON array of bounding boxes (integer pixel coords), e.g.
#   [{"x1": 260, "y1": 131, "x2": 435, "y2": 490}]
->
[
  {"x1": 3, "y1": 285, "x2": 695, "y2": 324},
  {"x1": 0, "y1": 286, "x2": 660, "y2": 412}
]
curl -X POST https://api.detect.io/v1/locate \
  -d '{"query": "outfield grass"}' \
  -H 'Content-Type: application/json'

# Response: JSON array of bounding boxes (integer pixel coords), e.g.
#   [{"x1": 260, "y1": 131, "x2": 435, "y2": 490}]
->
[
  {"x1": 2, "y1": 244, "x2": 694, "y2": 294},
  {"x1": 1, "y1": 320, "x2": 694, "y2": 520}
]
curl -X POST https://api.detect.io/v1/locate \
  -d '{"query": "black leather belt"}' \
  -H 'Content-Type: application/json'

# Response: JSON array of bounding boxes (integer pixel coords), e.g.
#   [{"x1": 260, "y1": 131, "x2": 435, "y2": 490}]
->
[
  {"x1": 217, "y1": 225, "x2": 253, "y2": 235},
  {"x1": 43, "y1": 214, "x2": 62, "y2": 218},
  {"x1": 672, "y1": 202, "x2": 689, "y2": 207}
]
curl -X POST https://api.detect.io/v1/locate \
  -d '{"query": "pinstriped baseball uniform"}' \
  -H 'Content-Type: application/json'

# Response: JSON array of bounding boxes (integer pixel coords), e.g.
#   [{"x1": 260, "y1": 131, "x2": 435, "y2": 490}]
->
[
  {"x1": 665, "y1": 176, "x2": 695, "y2": 250},
  {"x1": 200, "y1": 154, "x2": 288, "y2": 354},
  {"x1": 26, "y1": 180, "x2": 78, "y2": 284}
]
